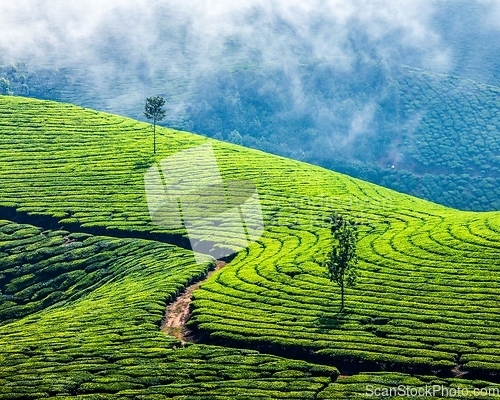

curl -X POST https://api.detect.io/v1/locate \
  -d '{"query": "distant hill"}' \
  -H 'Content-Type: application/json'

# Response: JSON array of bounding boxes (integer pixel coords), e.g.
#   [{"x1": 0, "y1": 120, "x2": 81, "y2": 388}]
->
[{"x1": 186, "y1": 64, "x2": 500, "y2": 212}]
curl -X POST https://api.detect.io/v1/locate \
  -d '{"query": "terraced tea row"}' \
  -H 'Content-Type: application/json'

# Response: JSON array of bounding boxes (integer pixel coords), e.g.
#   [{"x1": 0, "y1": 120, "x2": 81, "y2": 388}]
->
[
  {"x1": 320, "y1": 372, "x2": 500, "y2": 399},
  {"x1": 400, "y1": 67, "x2": 500, "y2": 176},
  {"x1": 0, "y1": 219, "x2": 338, "y2": 398}
]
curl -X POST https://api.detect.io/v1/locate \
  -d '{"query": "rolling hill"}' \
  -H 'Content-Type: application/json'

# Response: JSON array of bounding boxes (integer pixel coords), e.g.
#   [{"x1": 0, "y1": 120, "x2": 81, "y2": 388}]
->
[
  {"x1": 1, "y1": 95, "x2": 500, "y2": 398},
  {"x1": 2, "y1": 60, "x2": 499, "y2": 214}
]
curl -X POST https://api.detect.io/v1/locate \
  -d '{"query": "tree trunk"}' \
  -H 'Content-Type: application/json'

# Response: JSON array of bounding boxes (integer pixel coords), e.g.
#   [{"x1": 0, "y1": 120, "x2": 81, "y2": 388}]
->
[
  {"x1": 340, "y1": 281, "x2": 345, "y2": 312},
  {"x1": 153, "y1": 119, "x2": 156, "y2": 154}
]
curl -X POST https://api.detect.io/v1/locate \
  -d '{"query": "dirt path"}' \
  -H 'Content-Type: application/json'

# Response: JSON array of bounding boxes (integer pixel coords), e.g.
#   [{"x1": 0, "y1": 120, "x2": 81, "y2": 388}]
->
[
  {"x1": 160, "y1": 260, "x2": 476, "y2": 381},
  {"x1": 160, "y1": 260, "x2": 227, "y2": 343}
]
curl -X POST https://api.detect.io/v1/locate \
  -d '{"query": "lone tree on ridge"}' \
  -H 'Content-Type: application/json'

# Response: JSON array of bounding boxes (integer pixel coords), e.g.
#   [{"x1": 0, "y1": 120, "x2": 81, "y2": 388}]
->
[
  {"x1": 144, "y1": 96, "x2": 166, "y2": 154},
  {"x1": 324, "y1": 214, "x2": 359, "y2": 312}
]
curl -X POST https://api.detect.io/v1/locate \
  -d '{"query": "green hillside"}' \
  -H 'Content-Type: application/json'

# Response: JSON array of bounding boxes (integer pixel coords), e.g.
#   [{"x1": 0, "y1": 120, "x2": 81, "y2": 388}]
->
[
  {"x1": 3, "y1": 60, "x2": 500, "y2": 213},
  {"x1": 1, "y1": 96, "x2": 500, "y2": 398}
]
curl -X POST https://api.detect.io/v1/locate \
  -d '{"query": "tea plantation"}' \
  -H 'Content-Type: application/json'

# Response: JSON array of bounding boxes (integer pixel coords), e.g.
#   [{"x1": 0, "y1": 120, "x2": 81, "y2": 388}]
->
[
  {"x1": 0, "y1": 220, "x2": 341, "y2": 398},
  {"x1": 1, "y1": 95, "x2": 500, "y2": 398}
]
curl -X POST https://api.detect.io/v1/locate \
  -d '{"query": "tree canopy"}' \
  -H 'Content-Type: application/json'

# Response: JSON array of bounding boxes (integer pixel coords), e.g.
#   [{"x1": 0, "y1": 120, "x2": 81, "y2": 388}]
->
[
  {"x1": 144, "y1": 96, "x2": 166, "y2": 154},
  {"x1": 324, "y1": 214, "x2": 359, "y2": 312}
]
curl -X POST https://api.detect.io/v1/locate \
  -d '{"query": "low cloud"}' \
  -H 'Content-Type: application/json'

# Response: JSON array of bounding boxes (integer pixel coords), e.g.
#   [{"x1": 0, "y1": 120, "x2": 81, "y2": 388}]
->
[{"x1": 0, "y1": 1, "x2": 450, "y2": 71}]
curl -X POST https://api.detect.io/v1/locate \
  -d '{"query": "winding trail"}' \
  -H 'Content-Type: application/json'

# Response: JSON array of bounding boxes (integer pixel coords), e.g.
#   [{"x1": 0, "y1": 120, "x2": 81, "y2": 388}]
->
[
  {"x1": 159, "y1": 258, "x2": 477, "y2": 381},
  {"x1": 5, "y1": 203, "x2": 490, "y2": 386},
  {"x1": 160, "y1": 260, "x2": 227, "y2": 343}
]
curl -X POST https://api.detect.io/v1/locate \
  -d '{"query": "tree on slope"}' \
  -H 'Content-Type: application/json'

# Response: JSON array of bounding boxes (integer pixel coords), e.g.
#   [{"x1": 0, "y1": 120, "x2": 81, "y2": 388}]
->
[
  {"x1": 144, "y1": 96, "x2": 166, "y2": 154},
  {"x1": 324, "y1": 214, "x2": 359, "y2": 312}
]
